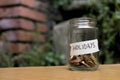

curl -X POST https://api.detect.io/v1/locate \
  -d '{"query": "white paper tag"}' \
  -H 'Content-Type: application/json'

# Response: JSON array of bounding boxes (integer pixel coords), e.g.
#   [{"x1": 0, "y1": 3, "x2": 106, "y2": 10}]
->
[{"x1": 70, "y1": 39, "x2": 99, "y2": 56}]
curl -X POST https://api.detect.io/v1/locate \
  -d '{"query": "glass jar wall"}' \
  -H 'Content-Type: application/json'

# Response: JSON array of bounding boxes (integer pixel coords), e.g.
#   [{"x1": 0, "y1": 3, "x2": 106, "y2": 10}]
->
[{"x1": 68, "y1": 17, "x2": 99, "y2": 71}]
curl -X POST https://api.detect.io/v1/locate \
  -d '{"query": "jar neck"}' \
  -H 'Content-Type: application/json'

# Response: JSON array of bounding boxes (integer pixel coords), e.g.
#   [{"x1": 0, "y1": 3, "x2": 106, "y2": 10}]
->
[{"x1": 70, "y1": 17, "x2": 95, "y2": 28}]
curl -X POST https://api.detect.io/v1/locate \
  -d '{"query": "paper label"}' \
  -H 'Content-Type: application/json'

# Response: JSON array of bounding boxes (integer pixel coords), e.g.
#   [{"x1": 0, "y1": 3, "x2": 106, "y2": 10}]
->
[{"x1": 70, "y1": 39, "x2": 99, "y2": 56}]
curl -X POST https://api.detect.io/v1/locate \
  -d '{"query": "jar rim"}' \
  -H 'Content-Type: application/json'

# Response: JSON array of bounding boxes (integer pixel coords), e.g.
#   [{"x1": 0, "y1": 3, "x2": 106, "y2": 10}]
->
[{"x1": 69, "y1": 17, "x2": 96, "y2": 28}]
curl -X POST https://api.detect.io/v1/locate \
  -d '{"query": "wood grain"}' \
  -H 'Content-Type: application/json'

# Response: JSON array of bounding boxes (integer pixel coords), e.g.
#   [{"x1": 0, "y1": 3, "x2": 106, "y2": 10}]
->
[{"x1": 0, "y1": 64, "x2": 120, "y2": 80}]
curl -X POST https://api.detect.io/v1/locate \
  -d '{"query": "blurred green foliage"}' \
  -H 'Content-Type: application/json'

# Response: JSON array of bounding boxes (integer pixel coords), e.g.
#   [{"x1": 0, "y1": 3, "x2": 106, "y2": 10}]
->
[
  {"x1": 51, "y1": 0, "x2": 70, "y2": 9},
  {"x1": 0, "y1": 52, "x2": 13, "y2": 67},
  {"x1": 89, "y1": 0, "x2": 120, "y2": 64},
  {"x1": 11, "y1": 47, "x2": 65, "y2": 67},
  {"x1": 0, "y1": 43, "x2": 66, "y2": 67}
]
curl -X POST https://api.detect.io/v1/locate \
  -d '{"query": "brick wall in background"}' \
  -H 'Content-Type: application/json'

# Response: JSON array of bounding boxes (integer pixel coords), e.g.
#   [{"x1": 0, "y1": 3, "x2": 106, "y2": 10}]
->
[{"x1": 0, "y1": 0, "x2": 48, "y2": 54}]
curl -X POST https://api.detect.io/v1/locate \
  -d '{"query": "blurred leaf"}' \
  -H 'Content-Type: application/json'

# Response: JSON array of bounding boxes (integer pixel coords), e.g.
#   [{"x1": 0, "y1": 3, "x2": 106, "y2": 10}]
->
[
  {"x1": 117, "y1": 0, "x2": 120, "y2": 3},
  {"x1": 115, "y1": 11, "x2": 120, "y2": 19}
]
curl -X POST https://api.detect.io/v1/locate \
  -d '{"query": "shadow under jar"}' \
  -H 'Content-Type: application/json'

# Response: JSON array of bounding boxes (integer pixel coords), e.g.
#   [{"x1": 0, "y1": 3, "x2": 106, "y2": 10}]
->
[{"x1": 68, "y1": 17, "x2": 99, "y2": 71}]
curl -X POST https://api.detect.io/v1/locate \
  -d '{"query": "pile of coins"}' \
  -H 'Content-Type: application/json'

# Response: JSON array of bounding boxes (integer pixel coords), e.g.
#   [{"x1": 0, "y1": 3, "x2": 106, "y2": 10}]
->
[{"x1": 70, "y1": 54, "x2": 98, "y2": 68}]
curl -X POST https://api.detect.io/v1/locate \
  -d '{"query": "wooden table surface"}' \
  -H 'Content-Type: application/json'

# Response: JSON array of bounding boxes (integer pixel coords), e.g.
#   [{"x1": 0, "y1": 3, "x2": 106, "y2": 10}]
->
[{"x1": 0, "y1": 64, "x2": 120, "y2": 80}]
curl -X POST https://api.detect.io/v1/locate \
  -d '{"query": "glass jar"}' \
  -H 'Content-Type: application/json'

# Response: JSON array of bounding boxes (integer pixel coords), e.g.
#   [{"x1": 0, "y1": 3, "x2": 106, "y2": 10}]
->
[{"x1": 68, "y1": 17, "x2": 99, "y2": 71}]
